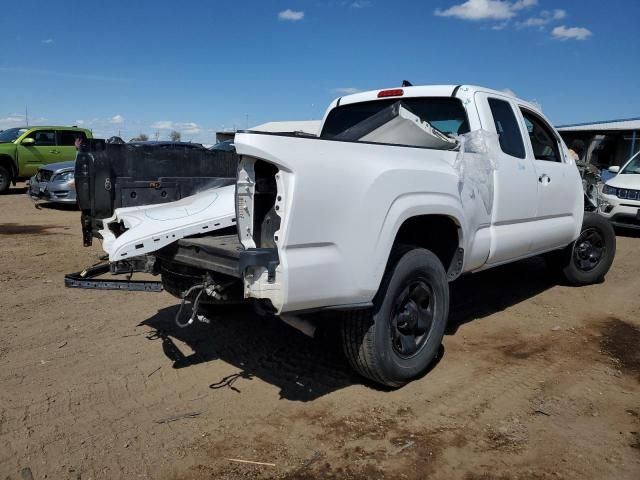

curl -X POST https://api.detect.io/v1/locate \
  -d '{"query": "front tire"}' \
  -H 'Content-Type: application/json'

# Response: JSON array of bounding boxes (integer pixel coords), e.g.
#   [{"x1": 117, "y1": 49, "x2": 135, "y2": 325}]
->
[
  {"x1": 559, "y1": 212, "x2": 616, "y2": 285},
  {"x1": 341, "y1": 247, "x2": 449, "y2": 388},
  {"x1": 0, "y1": 165, "x2": 12, "y2": 194}
]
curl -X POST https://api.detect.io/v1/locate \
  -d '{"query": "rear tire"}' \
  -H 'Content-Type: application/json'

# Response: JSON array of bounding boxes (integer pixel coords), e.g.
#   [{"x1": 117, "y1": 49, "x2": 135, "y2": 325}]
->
[
  {"x1": 0, "y1": 165, "x2": 12, "y2": 194},
  {"x1": 559, "y1": 212, "x2": 616, "y2": 285},
  {"x1": 340, "y1": 247, "x2": 449, "y2": 388}
]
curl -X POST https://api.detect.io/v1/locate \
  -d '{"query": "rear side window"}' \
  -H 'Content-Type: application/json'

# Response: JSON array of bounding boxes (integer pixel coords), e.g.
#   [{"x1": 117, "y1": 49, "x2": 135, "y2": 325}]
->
[
  {"x1": 321, "y1": 97, "x2": 469, "y2": 139},
  {"x1": 488, "y1": 98, "x2": 525, "y2": 159},
  {"x1": 57, "y1": 131, "x2": 87, "y2": 146}
]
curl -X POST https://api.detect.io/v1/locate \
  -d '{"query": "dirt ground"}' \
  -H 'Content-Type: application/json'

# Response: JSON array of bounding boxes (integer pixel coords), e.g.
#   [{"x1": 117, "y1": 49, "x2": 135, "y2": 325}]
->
[{"x1": 1, "y1": 184, "x2": 639, "y2": 480}]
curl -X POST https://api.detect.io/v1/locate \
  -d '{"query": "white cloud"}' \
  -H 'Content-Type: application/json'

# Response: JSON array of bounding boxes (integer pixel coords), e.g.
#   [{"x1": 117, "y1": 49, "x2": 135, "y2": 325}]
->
[
  {"x1": 434, "y1": 0, "x2": 536, "y2": 21},
  {"x1": 491, "y1": 21, "x2": 509, "y2": 30},
  {"x1": 552, "y1": 25, "x2": 592, "y2": 41},
  {"x1": 501, "y1": 88, "x2": 517, "y2": 97},
  {"x1": 179, "y1": 122, "x2": 201, "y2": 135},
  {"x1": 350, "y1": 1, "x2": 371, "y2": 8},
  {"x1": 520, "y1": 9, "x2": 565, "y2": 27},
  {"x1": 151, "y1": 121, "x2": 201, "y2": 135},
  {"x1": 0, "y1": 116, "x2": 26, "y2": 129},
  {"x1": 278, "y1": 9, "x2": 304, "y2": 21},
  {"x1": 512, "y1": 0, "x2": 537, "y2": 10},
  {"x1": 42, "y1": 39, "x2": 54, "y2": 44},
  {"x1": 110, "y1": 114, "x2": 124, "y2": 124},
  {"x1": 151, "y1": 120, "x2": 173, "y2": 130},
  {"x1": 75, "y1": 119, "x2": 85, "y2": 125},
  {"x1": 333, "y1": 87, "x2": 361, "y2": 95}
]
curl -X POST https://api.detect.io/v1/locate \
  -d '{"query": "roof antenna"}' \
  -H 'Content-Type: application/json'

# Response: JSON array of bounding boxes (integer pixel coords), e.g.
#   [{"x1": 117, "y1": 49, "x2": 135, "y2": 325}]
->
[{"x1": 401, "y1": 80, "x2": 413, "y2": 87}]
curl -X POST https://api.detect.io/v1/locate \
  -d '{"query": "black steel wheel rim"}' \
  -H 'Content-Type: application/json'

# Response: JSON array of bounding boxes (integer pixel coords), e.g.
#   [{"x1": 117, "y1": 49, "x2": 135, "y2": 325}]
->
[
  {"x1": 573, "y1": 227, "x2": 605, "y2": 272},
  {"x1": 390, "y1": 278, "x2": 435, "y2": 358}
]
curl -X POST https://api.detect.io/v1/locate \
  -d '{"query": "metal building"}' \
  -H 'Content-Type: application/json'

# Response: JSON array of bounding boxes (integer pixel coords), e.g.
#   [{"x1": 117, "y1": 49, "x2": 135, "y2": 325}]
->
[{"x1": 557, "y1": 117, "x2": 640, "y2": 170}]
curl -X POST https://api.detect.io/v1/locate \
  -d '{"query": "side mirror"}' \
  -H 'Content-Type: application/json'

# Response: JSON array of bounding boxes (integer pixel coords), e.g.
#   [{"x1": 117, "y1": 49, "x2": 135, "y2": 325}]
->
[
  {"x1": 21, "y1": 138, "x2": 35, "y2": 146},
  {"x1": 608, "y1": 166, "x2": 620, "y2": 174}
]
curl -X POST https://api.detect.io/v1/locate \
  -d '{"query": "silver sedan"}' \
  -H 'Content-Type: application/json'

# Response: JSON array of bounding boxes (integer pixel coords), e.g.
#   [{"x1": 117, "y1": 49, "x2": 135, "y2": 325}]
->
[{"x1": 28, "y1": 161, "x2": 77, "y2": 205}]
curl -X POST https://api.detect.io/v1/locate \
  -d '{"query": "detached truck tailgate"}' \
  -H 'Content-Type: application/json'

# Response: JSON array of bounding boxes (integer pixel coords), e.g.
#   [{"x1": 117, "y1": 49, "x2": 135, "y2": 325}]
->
[{"x1": 75, "y1": 140, "x2": 238, "y2": 246}]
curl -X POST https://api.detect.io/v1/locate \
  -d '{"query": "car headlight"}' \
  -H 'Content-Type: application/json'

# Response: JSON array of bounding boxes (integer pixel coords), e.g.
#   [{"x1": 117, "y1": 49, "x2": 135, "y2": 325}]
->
[
  {"x1": 602, "y1": 184, "x2": 617, "y2": 197},
  {"x1": 54, "y1": 171, "x2": 74, "y2": 183}
]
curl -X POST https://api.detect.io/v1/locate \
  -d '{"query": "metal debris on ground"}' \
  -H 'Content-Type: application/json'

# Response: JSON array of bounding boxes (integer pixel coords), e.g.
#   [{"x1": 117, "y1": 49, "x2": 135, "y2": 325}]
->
[
  {"x1": 154, "y1": 411, "x2": 202, "y2": 424},
  {"x1": 225, "y1": 458, "x2": 276, "y2": 467},
  {"x1": 391, "y1": 440, "x2": 415, "y2": 455}
]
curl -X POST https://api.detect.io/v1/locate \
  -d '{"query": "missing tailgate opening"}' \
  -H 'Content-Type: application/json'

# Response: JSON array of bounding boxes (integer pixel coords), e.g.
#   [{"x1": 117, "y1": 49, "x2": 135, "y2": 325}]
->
[{"x1": 253, "y1": 160, "x2": 281, "y2": 248}]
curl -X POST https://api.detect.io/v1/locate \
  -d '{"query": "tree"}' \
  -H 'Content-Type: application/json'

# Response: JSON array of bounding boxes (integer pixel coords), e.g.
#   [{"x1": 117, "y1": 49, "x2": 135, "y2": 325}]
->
[
  {"x1": 169, "y1": 130, "x2": 181, "y2": 142},
  {"x1": 130, "y1": 133, "x2": 149, "y2": 142}
]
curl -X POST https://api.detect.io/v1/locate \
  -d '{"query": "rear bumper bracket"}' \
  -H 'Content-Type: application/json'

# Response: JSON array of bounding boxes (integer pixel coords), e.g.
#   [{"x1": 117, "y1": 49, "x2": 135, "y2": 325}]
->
[{"x1": 64, "y1": 263, "x2": 163, "y2": 292}]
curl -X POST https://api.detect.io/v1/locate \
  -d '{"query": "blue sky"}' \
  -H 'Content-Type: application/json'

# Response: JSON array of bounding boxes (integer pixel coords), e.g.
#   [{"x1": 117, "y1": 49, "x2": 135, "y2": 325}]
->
[{"x1": 0, "y1": 0, "x2": 638, "y2": 143}]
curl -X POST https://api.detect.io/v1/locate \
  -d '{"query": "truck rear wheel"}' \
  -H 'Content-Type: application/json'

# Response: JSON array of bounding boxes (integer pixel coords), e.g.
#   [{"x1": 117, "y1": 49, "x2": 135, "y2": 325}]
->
[
  {"x1": 559, "y1": 212, "x2": 616, "y2": 285},
  {"x1": 0, "y1": 165, "x2": 12, "y2": 194},
  {"x1": 341, "y1": 247, "x2": 449, "y2": 388}
]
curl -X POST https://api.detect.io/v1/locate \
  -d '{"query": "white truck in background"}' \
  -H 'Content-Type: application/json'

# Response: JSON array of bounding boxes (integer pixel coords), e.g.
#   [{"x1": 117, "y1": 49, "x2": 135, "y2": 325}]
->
[{"x1": 70, "y1": 85, "x2": 616, "y2": 387}]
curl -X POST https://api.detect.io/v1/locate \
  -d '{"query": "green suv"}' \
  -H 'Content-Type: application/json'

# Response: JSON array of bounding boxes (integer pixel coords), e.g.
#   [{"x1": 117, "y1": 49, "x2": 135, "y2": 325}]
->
[{"x1": 0, "y1": 126, "x2": 93, "y2": 193}]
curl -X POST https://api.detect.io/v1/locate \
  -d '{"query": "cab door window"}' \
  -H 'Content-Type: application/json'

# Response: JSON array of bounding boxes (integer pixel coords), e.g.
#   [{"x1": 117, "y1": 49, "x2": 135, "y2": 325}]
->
[
  {"x1": 520, "y1": 110, "x2": 562, "y2": 163},
  {"x1": 25, "y1": 130, "x2": 56, "y2": 146}
]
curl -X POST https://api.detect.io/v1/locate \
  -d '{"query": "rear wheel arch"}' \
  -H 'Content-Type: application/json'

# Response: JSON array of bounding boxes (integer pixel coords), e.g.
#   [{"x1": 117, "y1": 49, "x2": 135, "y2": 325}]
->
[{"x1": 389, "y1": 214, "x2": 463, "y2": 278}]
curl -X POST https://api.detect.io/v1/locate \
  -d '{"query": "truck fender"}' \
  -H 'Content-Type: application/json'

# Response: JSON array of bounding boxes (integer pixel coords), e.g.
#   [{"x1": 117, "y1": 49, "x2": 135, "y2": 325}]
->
[{"x1": 369, "y1": 192, "x2": 466, "y2": 288}]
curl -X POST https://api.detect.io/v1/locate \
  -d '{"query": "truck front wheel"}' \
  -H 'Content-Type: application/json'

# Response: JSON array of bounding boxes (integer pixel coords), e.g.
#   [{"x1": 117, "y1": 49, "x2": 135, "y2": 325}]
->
[
  {"x1": 558, "y1": 212, "x2": 616, "y2": 285},
  {"x1": 0, "y1": 165, "x2": 12, "y2": 194},
  {"x1": 341, "y1": 247, "x2": 449, "y2": 388}
]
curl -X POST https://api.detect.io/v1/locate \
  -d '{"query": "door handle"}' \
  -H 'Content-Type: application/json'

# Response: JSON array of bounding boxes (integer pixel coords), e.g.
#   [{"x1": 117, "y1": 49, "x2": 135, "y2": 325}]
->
[
  {"x1": 49, "y1": 149, "x2": 60, "y2": 154},
  {"x1": 538, "y1": 174, "x2": 551, "y2": 184}
]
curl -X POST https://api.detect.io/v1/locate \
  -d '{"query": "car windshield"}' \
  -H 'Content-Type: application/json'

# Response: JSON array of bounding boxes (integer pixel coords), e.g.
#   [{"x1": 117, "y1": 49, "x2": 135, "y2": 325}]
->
[
  {"x1": 0, "y1": 127, "x2": 28, "y2": 143},
  {"x1": 621, "y1": 153, "x2": 640, "y2": 174}
]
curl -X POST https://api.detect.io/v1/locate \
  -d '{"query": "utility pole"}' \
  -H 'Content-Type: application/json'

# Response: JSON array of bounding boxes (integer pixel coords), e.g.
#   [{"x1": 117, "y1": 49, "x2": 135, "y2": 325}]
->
[
  {"x1": 246, "y1": 113, "x2": 249, "y2": 129},
  {"x1": 25, "y1": 106, "x2": 29, "y2": 127}
]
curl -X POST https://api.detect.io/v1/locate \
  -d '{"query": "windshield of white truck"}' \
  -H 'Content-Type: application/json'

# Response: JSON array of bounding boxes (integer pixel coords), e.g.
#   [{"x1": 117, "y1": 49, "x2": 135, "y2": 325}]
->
[{"x1": 321, "y1": 97, "x2": 469, "y2": 139}]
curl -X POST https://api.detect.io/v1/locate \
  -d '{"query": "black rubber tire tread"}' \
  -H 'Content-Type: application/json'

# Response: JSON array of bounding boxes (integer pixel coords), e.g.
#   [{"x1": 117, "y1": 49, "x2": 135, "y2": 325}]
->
[
  {"x1": 340, "y1": 308, "x2": 389, "y2": 386},
  {"x1": 340, "y1": 246, "x2": 449, "y2": 388},
  {"x1": 0, "y1": 165, "x2": 11, "y2": 194},
  {"x1": 561, "y1": 212, "x2": 616, "y2": 285}
]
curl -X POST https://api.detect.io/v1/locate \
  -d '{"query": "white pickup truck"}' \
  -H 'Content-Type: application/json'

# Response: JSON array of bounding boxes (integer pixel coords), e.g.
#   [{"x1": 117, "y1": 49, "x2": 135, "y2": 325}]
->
[{"x1": 71, "y1": 85, "x2": 616, "y2": 387}]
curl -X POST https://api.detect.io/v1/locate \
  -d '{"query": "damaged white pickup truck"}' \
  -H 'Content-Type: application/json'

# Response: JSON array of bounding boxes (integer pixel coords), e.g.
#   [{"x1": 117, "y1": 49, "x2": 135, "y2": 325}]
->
[{"x1": 70, "y1": 85, "x2": 616, "y2": 387}]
